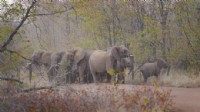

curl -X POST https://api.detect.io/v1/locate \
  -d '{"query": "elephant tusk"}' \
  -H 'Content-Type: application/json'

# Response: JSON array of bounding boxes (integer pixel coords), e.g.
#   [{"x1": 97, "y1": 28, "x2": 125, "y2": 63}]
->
[{"x1": 130, "y1": 55, "x2": 134, "y2": 57}]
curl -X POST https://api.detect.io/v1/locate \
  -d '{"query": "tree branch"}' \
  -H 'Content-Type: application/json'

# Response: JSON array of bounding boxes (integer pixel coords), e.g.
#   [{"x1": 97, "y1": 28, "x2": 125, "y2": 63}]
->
[
  {"x1": 6, "y1": 49, "x2": 32, "y2": 61},
  {"x1": 22, "y1": 86, "x2": 53, "y2": 92},
  {"x1": 33, "y1": 6, "x2": 74, "y2": 16},
  {"x1": 0, "y1": 0, "x2": 37, "y2": 52},
  {"x1": 0, "y1": 76, "x2": 23, "y2": 84}
]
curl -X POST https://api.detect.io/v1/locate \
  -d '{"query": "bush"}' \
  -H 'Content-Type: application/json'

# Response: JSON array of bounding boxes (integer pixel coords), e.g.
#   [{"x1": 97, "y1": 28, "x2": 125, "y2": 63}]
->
[{"x1": 0, "y1": 84, "x2": 173, "y2": 112}]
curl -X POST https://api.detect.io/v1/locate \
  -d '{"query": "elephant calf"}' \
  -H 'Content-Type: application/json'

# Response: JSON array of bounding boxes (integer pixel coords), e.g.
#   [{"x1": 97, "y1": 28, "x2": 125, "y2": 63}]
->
[{"x1": 140, "y1": 59, "x2": 170, "y2": 83}]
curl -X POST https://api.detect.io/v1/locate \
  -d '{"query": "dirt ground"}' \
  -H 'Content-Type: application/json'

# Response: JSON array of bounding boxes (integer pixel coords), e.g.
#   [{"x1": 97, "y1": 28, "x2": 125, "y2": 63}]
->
[{"x1": 169, "y1": 87, "x2": 200, "y2": 112}]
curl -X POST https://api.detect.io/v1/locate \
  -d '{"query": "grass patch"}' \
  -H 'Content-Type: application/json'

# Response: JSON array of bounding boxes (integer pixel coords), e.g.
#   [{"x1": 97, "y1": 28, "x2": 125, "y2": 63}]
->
[{"x1": 126, "y1": 68, "x2": 200, "y2": 88}]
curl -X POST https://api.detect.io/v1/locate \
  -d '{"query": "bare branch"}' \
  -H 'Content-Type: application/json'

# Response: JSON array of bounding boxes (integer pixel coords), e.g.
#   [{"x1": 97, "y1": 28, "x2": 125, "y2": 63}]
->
[
  {"x1": 0, "y1": 0, "x2": 37, "y2": 52},
  {"x1": 22, "y1": 86, "x2": 53, "y2": 92},
  {"x1": 6, "y1": 49, "x2": 31, "y2": 61},
  {"x1": 33, "y1": 6, "x2": 74, "y2": 16},
  {"x1": 0, "y1": 76, "x2": 23, "y2": 84}
]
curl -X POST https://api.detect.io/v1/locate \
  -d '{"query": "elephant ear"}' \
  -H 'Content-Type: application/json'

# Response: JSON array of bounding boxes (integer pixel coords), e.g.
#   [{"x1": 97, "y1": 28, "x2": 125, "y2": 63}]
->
[
  {"x1": 119, "y1": 45, "x2": 130, "y2": 57},
  {"x1": 74, "y1": 48, "x2": 86, "y2": 64},
  {"x1": 111, "y1": 46, "x2": 121, "y2": 62},
  {"x1": 157, "y1": 59, "x2": 164, "y2": 68}
]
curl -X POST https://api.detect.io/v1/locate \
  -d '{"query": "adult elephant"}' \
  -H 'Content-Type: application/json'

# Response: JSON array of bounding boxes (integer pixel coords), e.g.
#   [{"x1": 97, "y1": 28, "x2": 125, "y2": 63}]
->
[
  {"x1": 47, "y1": 51, "x2": 74, "y2": 85},
  {"x1": 70, "y1": 48, "x2": 94, "y2": 84},
  {"x1": 115, "y1": 56, "x2": 134, "y2": 84},
  {"x1": 28, "y1": 50, "x2": 74, "y2": 85},
  {"x1": 28, "y1": 50, "x2": 52, "y2": 82},
  {"x1": 89, "y1": 45, "x2": 130, "y2": 83},
  {"x1": 140, "y1": 59, "x2": 170, "y2": 83}
]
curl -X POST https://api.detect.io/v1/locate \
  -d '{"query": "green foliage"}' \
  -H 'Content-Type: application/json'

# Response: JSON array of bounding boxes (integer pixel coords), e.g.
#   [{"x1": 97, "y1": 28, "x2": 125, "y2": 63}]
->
[
  {"x1": 68, "y1": 0, "x2": 200, "y2": 69},
  {"x1": 0, "y1": 1, "x2": 31, "y2": 75}
]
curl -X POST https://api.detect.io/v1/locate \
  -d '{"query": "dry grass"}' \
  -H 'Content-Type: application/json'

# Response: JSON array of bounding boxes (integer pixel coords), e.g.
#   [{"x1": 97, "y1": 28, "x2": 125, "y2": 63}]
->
[
  {"x1": 126, "y1": 68, "x2": 200, "y2": 88},
  {"x1": 159, "y1": 69, "x2": 200, "y2": 88}
]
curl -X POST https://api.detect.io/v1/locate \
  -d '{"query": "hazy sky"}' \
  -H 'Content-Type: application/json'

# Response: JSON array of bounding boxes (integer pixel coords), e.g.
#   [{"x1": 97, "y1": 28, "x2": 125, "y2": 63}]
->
[{"x1": 6, "y1": 0, "x2": 14, "y2": 4}]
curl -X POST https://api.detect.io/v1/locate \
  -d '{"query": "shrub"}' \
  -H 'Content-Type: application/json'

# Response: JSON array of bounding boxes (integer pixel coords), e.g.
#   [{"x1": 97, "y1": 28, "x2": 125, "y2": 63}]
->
[{"x1": 0, "y1": 83, "x2": 173, "y2": 112}]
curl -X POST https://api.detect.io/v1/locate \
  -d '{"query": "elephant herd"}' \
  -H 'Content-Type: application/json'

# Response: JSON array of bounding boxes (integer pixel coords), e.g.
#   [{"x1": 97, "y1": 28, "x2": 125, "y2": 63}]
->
[{"x1": 27, "y1": 45, "x2": 170, "y2": 86}]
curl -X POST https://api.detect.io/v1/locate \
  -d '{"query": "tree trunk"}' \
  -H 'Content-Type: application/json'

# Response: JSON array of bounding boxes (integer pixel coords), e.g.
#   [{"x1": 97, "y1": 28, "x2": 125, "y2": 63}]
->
[{"x1": 159, "y1": 0, "x2": 169, "y2": 61}]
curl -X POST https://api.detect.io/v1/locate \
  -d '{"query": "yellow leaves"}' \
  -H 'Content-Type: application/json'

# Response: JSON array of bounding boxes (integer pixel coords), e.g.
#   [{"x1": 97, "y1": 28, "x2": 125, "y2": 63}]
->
[
  {"x1": 108, "y1": 69, "x2": 116, "y2": 76},
  {"x1": 111, "y1": 96, "x2": 119, "y2": 105},
  {"x1": 143, "y1": 97, "x2": 149, "y2": 105},
  {"x1": 152, "y1": 80, "x2": 160, "y2": 91},
  {"x1": 122, "y1": 69, "x2": 126, "y2": 76}
]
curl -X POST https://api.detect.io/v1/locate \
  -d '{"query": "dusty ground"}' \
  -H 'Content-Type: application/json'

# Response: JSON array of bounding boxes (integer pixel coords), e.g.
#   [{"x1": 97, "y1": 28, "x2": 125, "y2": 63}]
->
[{"x1": 170, "y1": 87, "x2": 200, "y2": 112}]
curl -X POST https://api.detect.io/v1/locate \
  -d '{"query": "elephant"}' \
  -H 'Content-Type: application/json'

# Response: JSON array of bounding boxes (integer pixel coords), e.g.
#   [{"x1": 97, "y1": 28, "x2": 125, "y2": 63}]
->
[
  {"x1": 140, "y1": 59, "x2": 170, "y2": 83},
  {"x1": 126, "y1": 55, "x2": 134, "y2": 80},
  {"x1": 47, "y1": 51, "x2": 74, "y2": 85},
  {"x1": 70, "y1": 48, "x2": 94, "y2": 84},
  {"x1": 115, "y1": 56, "x2": 134, "y2": 84},
  {"x1": 89, "y1": 45, "x2": 131, "y2": 83},
  {"x1": 28, "y1": 50, "x2": 75, "y2": 85},
  {"x1": 28, "y1": 50, "x2": 52, "y2": 82}
]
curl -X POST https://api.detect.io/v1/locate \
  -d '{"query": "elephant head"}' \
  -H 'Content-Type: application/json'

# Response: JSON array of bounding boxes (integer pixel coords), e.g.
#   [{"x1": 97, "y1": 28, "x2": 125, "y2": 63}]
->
[
  {"x1": 119, "y1": 45, "x2": 131, "y2": 58},
  {"x1": 156, "y1": 59, "x2": 170, "y2": 76},
  {"x1": 28, "y1": 50, "x2": 52, "y2": 82},
  {"x1": 109, "y1": 45, "x2": 130, "y2": 63},
  {"x1": 51, "y1": 51, "x2": 66, "y2": 65},
  {"x1": 31, "y1": 50, "x2": 45, "y2": 65},
  {"x1": 119, "y1": 55, "x2": 135, "y2": 79},
  {"x1": 69, "y1": 48, "x2": 86, "y2": 72},
  {"x1": 113, "y1": 56, "x2": 134, "y2": 84}
]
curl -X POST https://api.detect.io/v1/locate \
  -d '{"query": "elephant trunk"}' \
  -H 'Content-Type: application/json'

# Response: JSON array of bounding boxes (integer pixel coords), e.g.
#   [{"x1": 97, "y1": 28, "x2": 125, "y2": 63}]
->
[
  {"x1": 128, "y1": 55, "x2": 134, "y2": 80},
  {"x1": 72, "y1": 62, "x2": 77, "y2": 73},
  {"x1": 167, "y1": 65, "x2": 171, "y2": 76},
  {"x1": 27, "y1": 63, "x2": 32, "y2": 83}
]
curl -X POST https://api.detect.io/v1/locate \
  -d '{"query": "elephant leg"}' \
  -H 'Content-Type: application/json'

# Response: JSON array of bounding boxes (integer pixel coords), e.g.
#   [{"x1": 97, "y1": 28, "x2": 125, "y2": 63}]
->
[
  {"x1": 91, "y1": 70, "x2": 98, "y2": 83},
  {"x1": 47, "y1": 66, "x2": 57, "y2": 86},
  {"x1": 78, "y1": 67, "x2": 85, "y2": 84},
  {"x1": 142, "y1": 74, "x2": 148, "y2": 84},
  {"x1": 86, "y1": 72, "x2": 93, "y2": 83},
  {"x1": 120, "y1": 75, "x2": 125, "y2": 84},
  {"x1": 141, "y1": 71, "x2": 148, "y2": 84},
  {"x1": 107, "y1": 73, "x2": 112, "y2": 83},
  {"x1": 66, "y1": 72, "x2": 71, "y2": 84}
]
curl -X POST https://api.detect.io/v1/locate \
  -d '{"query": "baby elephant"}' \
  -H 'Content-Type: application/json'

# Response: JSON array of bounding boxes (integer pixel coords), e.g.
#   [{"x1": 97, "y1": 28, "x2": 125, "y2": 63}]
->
[{"x1": 140, "y1": 59, "x2": 170, "y2": 83}]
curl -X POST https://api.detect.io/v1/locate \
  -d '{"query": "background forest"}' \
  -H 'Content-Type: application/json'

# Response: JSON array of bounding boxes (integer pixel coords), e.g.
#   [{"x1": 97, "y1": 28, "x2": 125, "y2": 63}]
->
[
  {"x1": 0, "y1": 0, "x2": 199, "y2": 82},
  {"x1": 0, "y1": 0, "x2": 200, "y2": 112}
]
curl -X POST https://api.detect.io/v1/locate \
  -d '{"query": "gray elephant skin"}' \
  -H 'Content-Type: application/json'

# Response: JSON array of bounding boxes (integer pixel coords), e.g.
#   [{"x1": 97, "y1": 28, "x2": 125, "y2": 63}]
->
[
  {"x1": 47, "y1": 51, "x2": 74, "y2": 85},
  {"x1": 115, "y1": 56, "x2": 134, "y2": 84},
  {"x1": 140, "y1": 59, "x2": 170, "y2": 83},
  {"x1": 28, "y1": 50, "x2": 52, "y2": 82},
  {"x1": 70, "y1": 48, "x2": 93, "y2": 84},
  {"x1": 28, "y1": 50, "x2": 74, "y2": 85},
  {"x1": 89, "y1": 45, "x2": 130, "y2": 83}
]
